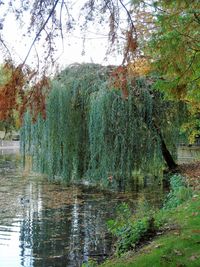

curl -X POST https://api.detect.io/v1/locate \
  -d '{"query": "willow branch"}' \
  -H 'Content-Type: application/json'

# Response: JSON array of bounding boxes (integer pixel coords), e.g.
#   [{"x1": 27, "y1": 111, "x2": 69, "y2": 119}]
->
[
  {"x1": 0, "y1": 36, "x2": 12, "y2": 59},
  {"x1": 118, "y1": 0, "x2": 137, "y2": 39}
]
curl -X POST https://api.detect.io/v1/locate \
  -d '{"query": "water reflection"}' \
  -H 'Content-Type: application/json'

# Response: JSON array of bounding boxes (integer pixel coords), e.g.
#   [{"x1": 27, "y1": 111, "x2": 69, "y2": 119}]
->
[
  {"x1": 0, "y1": 141, "x2": 19, "y2": 156},
  {"x1": 0, "y1": 152, "x2": 165, "y2": 267}
]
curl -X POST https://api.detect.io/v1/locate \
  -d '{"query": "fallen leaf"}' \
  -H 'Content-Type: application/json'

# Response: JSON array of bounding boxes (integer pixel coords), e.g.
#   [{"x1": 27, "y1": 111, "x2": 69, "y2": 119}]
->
[
  {"x1": 192, "y1": 212, "x2": 199, "y2": 216},
  {"x1": 154, "y1": 244, "x2": 161, "y2": 248},
  {"x1": 189, "y1": 255, "x2": 198, "y2": 261},
  {"x1": 192, "y1": 230, "x2": 200, "y2": 234},
  {"x1": 173, "y1": 231, "x2": 180, "y2": 235},
  {"x1": 174, "y1": 249, "x2": 183, "y2": 256}
]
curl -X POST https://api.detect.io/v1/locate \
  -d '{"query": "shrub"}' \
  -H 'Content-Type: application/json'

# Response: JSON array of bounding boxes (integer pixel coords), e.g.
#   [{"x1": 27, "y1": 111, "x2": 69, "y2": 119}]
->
[
  {"x1": 107, "y1": 174, "x2": 193, "y2": 256},
  {"x1": 107, "y1": 201, "x2": 155, "y2": 255},
  {"x1": 116, "y1": 217, "x2": 151, "y2": 255},
  {"x1": 163, "y1": 174, "x2": 192, "y2": 209},
  {"x1": 82, "y1": 259, "x2": 97, "y2": 267}
]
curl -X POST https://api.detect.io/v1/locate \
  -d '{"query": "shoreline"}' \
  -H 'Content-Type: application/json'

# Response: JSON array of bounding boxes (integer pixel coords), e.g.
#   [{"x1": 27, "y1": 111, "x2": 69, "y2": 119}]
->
[{"x1": 0, "y1": 141, "x2": 20, "y2": 155}]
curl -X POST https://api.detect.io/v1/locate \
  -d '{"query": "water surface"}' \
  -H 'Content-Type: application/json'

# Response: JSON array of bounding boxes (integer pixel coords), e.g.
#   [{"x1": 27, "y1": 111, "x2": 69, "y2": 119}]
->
[{"x1": 0, "y1": 151, "x2": 164, "y2": 267}]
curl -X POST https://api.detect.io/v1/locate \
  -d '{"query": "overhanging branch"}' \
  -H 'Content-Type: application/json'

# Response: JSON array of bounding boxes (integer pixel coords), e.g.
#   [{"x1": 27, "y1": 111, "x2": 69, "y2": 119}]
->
[{"x1": 22, "y1": 0, "x2": 60, "y2": 66}]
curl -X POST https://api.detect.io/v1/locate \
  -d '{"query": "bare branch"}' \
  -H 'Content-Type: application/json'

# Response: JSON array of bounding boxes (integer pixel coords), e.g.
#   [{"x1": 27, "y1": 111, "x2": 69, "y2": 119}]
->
[
  {"x1": 0, "y1": 36, "x2": 12, "y2": 59},
  {"x1": 22, "y1": 0, "x2": 60, "y2": 66},
  {"x1": 118, "y1": 0, "x2": 137, "y2": 39},
  {"x1": 34, "y1": 44, "x2": 40, "y2": 73},
  {"x1": 194, "y1": 11, "x2": 200, "y2": 24}
]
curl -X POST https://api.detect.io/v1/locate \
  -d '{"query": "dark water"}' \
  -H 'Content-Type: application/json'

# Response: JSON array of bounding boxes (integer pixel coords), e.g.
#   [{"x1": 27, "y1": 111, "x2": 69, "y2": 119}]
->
[{"x1": 0, "y1": 151, "x2": 164, "y2": 267}]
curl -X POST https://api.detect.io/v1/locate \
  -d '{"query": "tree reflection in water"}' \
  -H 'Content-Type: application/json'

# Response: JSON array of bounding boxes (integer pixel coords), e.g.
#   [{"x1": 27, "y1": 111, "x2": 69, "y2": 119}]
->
[
  {"x1": 18, "y1": 187, "x2": 113, "y2": 267},
  {"x1": 0, "y1": 153, "x2": 164, "y2": 267}
]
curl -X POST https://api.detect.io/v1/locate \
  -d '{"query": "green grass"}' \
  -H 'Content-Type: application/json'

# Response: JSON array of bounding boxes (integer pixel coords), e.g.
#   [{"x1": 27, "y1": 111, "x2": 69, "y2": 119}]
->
[{"x1": 101, "y1": 194, "x2": 200, "y2": 267}]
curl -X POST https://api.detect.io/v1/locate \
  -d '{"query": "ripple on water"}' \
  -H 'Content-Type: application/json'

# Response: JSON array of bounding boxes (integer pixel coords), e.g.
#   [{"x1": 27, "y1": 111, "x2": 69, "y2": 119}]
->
[{"x1": 0, "y1": 153, "x2": 165, "y2": 267}]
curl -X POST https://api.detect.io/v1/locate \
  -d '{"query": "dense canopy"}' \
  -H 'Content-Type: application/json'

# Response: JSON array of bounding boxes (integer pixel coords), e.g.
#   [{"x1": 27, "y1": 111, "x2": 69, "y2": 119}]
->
[{"x1": 21, "y1": 64, "x2": 186, "y2": 189}]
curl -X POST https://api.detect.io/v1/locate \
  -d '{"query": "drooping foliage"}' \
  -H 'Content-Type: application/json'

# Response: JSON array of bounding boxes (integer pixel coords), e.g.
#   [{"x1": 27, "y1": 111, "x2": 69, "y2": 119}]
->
[{"x1": 21, "y1": 64, "x2": 186, "y2": 189}]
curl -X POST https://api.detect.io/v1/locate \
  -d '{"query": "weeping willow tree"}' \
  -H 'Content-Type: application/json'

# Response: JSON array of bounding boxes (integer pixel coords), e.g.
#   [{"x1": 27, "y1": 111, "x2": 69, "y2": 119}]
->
[{"x1": 21, "y1": 63, "x2": 186, "y2": 189}]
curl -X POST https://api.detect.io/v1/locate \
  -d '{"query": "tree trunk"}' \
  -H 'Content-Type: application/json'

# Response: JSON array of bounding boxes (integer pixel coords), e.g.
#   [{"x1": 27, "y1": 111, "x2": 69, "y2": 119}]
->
[
  {"x1": 159, "y1": 132, "x2": 177, "y2": 170},
  {"x1": 3, "y1": 126, "x2": 8, "y2": 140},
  {"x1": 153, "y1": 121, "x2": 177, "y2": 170}
]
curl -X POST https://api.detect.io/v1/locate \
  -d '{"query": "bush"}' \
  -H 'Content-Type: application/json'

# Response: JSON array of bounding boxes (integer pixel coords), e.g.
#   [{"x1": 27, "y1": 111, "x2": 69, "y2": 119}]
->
[
  {"x1": 116, "y1": 218, "x2": 151, "y2": 255},
  {"x1": 82, "y1": 260, "x2": 97, "y2": 267},
  {"x1": 107, "y1": 201, "x2": 155, "y2": 255},
  {"x1": 107, "y1": 174, "x2": 193, "y2": 256},
  {"x1": 163, "y1": 174, "x2": 192, "y2": 209}
]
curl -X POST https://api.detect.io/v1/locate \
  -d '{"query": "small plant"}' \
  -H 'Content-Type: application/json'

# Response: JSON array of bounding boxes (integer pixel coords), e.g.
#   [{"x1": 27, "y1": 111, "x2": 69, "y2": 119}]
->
[
  {"x1": 107, "y1": 202, "x2": 132, "y2": 235},
  {"x1": 115, "y1": 217, "x2": 151, "y2": 255},
  {"x1": 163, "y1": 174, "x2": 192, "y2": 209},
  {"x1": 136, "y1": 195, "x2": 155, "y2": 219},
  {"x1": 82, "y1": 259, "x2": 97, "y2": 267},
  {"x1": 107, "y1": 174, "x2": 193, "y2": 257},
  {"x1": 107, "y1": 201, "x2": 156, "y2": 255}
]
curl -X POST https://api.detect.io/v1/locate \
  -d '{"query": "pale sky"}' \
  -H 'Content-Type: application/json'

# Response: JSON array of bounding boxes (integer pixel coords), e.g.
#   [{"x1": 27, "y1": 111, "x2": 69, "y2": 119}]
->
[{"x1": 0, "y1": 1, "x2": 124, "y2": 74}]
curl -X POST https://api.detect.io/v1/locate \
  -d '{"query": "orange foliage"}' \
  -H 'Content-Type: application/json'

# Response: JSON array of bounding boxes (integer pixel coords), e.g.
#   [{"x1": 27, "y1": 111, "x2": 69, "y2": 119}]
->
[
  {"x1": 127, "y1": 58, "x2": 151, "y2": 77},
  {"x1": 0, "y1": 62, "x2": 25, "y2": 121},
  {"x1": 123, "y1": 30, "x2": 138, "y2": 64},
  {"x1": 109, "y1": 57, "x2": 151, "y2": 99},
  {"x1": 27, "y1": 77, "x2": 49, "y2": 122},
  {"x1": 110, "y1": 66, "x2": 129, "y2": 99},
  {"x1": 0, "y1": 61, "x2": 49, "y2": 124}
]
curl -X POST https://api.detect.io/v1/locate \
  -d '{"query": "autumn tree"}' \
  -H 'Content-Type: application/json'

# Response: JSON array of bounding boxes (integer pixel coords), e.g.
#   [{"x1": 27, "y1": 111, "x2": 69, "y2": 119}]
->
[
  {"x1": 146, "y1": 0, "x2": 200, "y2": 141},
  {"x1": 0, "y1": 63, "x2": 22, "y2": 138},
  {"x1": 0, "y1": 61, "x2": 49, "y2": 133},
  {"x1": 0, "y1": 0, "x2": 154, "y2": 123},
  {"x1": 0, "y1": 0, "x2": 192, "y2": 169}
]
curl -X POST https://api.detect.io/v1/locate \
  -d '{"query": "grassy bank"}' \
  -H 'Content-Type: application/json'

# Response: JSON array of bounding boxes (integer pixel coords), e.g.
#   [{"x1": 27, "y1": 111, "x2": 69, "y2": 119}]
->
[
  {"x1": 99, "y1": 171, "x2": 200, "y2": 267},
  {"x1": 101, "y1": 192, "x2": 200, "y2": 267}
]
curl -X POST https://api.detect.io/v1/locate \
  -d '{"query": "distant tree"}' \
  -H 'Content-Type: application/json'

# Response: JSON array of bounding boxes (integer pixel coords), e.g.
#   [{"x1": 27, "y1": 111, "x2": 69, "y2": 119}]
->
[{"x1": 0, "y1": 117, "x2": 16, "y2": 139}]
